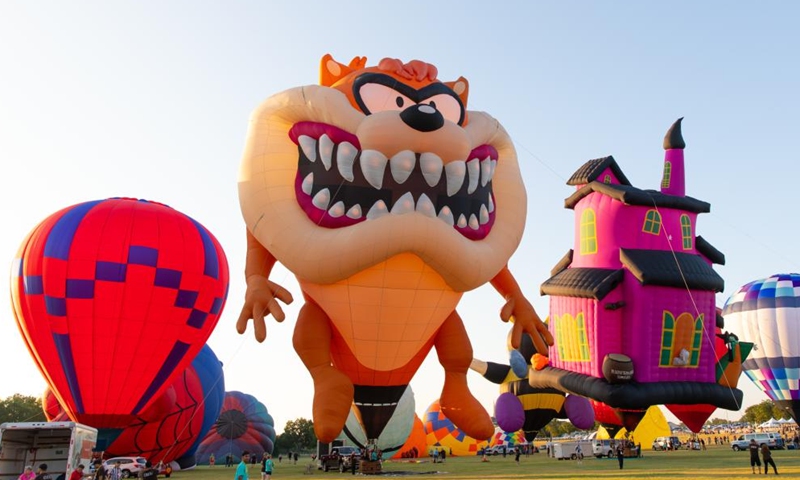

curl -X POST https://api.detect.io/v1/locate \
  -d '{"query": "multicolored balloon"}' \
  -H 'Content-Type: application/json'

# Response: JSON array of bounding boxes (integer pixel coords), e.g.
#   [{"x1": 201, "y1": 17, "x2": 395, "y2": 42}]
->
[
  {"x1": 43, "y1": 344, "x2": 225, "y2": 468},
  {"x1": 423, "y1": 400, "x2": 488, "y2": 456},
  {"x1": 488, "y1": 427, "x2": 526, "y2": 448},
  {"x1": 723, "y1": 273, "x2": 800, "y2": 421},
  {"x1": 195, "y1": 391, "x2": 276, "y2": 464},
  {"x1": 340, "y1": 386, "x2": 415, "y2": 457},
  {"x1": 12, "y1": 198, "x2": 229, "y2": 429}
]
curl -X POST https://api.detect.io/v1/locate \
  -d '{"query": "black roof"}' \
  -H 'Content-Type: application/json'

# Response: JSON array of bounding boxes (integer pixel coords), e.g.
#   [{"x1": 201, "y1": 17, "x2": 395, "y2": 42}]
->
[
  {"x1": 540, "y1": 267, "x2": 624, "y2": 301},
  {"x1": 695, "y1": 236, "x2": 725, "y2": 265},
  {"x1": 619, "y1": 248, "x2": 724, "y2": 292},
  {"x1": 564, "y1": 181, "x2": 711, "y2": 213},
  {"x1": 566, "y1": 156, "x2": 632, "y2": 186},
  {"x1": 550, "y1": 250, "x2": 574, "y2": 276}
]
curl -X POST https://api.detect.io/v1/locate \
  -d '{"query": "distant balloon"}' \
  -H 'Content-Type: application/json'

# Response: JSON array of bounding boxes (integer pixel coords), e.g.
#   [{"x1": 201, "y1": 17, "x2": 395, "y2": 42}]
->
[
  {"x1": 489, "y1": 427, "x2": 527, "y2": 448},
  {"x1": 724, "y1": 273, "x2": 800, "y2": 422},
  {"x1": 44, "y1": 344, "x2": 225, "y2": 468},
  {"x1": 196, "y1": 391, "x2": 276, "y2": 464},
  {"x1": 12, "y1": 198, "x2": 229, "y2": 429},
  {"x1": 423, "y1": 400, "x2": 488, "y2": 457}
]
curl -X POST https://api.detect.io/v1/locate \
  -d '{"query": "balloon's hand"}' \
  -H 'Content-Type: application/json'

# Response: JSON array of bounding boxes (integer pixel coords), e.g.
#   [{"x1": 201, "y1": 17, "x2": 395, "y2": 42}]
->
[
  {"x1": 236, "y1": 274, "x2": 294, "y2": 342},
  {"x1": 499, "y1": 293, "x2": 553, "y2": 356}
]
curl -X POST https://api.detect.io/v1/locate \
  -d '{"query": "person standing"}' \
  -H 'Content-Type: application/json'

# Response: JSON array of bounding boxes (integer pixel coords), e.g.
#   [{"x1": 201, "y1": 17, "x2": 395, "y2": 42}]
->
[
  {"x1": 69, "y1": 465, "x2": 90, "y2": 480},
  {"x1": 440, "y1": 448, "x2": 446, "y2": 463},
  {"x1": 209, "y1": 453, "x2": 215, "y2": 467},
  {"x1": 107, "y1": 462, "x2": 122, "y2": 480},
  {"x1": 34, "y1": 464, "x2": 52, "y2": 480},
  {"x1": 761, "y1": 443, "x2": 778, "y2": 475},
  {"x1": 236, "y1": 452, "x2": 250, "y2": 480},
  {"x1": 514, "y1": 447, "x2": 521, "y2": 465},
  {"x1": 616, "y1": 445, "x2": 624, "y2": 470},
  {"x1": 749, "y1": 439, "x2": 762, "y2": 474},
  {"x1": 92, "y1": 461, "x2": 105, "y2": 480},
  {"x1": 18, "y1": 466, "x2": 35, "y2": 480},
  {"x1": 138, "y1": 462, "x2": 157, "y2": 480},
  {"x1": 575, "y1": 444, "x2": 583, "y2": 465},
  {"x1": 261, "y1": 453, "x2": 273, "y2": 480}
]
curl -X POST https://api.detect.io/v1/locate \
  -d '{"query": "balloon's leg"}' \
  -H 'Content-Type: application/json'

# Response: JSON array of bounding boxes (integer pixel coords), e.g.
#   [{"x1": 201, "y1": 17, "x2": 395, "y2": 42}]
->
[
  {"x1": 435, "y1": 311, "x2": 494, "y2": 440},
  {"x1": 293, "y1": 300, "x2": 354, "y2": 442}
]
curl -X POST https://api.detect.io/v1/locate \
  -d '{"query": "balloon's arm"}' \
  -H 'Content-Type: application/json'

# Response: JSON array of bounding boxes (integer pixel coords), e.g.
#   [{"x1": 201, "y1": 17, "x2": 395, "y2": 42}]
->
[
  {"x1": 236, "y1": 230, "x2": 294, "y2": 342},
  {"x1": 490, "y1": 265, "x2": 553, "y2": 355},
  {"x1": 470, "y1": 358, "x2": 511, "y2": 384}
]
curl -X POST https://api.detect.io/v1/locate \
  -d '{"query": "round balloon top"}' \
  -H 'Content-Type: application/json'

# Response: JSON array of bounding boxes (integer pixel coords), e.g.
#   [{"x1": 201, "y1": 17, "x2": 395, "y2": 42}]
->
[
  {"x1": 11, "y1": 198, "x2": 229, "y2": 427},
  {"x1": 723, "y1": 273, "x2": 800, "y2": 403}
]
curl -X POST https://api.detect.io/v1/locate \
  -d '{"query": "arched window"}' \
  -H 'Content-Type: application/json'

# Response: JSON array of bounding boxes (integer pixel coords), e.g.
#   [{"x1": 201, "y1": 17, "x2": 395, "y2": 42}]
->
[
  {"x1": 603, "y1": 174, "x2": 612, "y2": 184},
  {"x1": 642, "y1": 210, "x2": 661, "y2": 235},
  {"x1": 680, "y1": 214, "x2": 692, "y2": 249},
  {"x1": 580, "y1": 209, "x2": 597, "y2": 255},
  {"x1": 661, "y1": 161, "x2": 672, "y2": 189},
  {"x1": 555, "y1": 312, "x2": 590, "y2": 362},
  {"x1": 659, "y1": 311, "x2": 703, "y2": 367}
]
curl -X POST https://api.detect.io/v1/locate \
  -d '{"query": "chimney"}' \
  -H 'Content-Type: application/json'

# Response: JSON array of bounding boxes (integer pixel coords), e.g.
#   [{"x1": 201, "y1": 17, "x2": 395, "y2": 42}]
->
[{"x1": 660, "y1": 118, "x2": 685, "y2": 196}]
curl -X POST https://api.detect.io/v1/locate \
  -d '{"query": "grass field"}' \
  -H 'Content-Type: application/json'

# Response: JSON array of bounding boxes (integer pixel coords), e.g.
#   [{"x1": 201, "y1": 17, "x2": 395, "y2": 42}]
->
[{"x1": 171, "y1": 445, "x2": 800, "y2": 479}]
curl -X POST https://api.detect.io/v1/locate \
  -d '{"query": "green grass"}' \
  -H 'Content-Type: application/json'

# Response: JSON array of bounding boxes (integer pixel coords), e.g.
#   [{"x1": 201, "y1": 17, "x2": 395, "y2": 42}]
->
[{"x1": 172, "y1": 445, "x2": 800, "y2": 479}]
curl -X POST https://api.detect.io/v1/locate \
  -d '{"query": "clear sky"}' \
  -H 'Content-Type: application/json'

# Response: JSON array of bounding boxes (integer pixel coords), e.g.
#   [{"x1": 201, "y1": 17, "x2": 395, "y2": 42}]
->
[{"x1": 2, "y1": 2, "x2": 799, "y2": 435}]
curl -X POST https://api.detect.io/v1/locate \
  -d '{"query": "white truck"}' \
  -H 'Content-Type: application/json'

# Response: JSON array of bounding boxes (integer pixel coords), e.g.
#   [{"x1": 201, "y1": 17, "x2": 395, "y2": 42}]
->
[
  {"x1": 549, "y1": 440, "x2": 591, "y2": 460},
  {"x1": 0, "y1": 422, "x2": 98, "y2": 480}
]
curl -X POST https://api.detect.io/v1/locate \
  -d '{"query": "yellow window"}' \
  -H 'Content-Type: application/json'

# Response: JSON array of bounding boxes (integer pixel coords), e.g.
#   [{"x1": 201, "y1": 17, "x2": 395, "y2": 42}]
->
[
  {"x1": 580, "y1": 209, "x2": 597, "y2": 254},
  {"x1": 661, "y1": 161, "x2": 672, "y2": 189},
  {"x1": 680, "y1": 215, "x2": 692, "y2": 249},
  {"x1": 642, "y1": 209, "x2": 661, "y2": 235},
  {"x1": 556, "y1": 313, "x2": 590, "y2": 362}
]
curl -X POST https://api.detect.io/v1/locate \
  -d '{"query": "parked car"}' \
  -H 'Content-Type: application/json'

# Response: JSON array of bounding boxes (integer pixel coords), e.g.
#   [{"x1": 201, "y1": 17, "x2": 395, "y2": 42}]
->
[
  {"x1": 485, "y1": 445, "x2": 507, "y2": 455},
  {"x1": 592, "y1": 439, "x2": 615, "y2": 458},
  {"x1": 652, "y1": 436, "x2": 682, "y2": 451},
  {"x1": 731, "y1": 433, "x2": 785, "y2": 451},
  {"x1": 102, "y1": 457, "x2": 148, "y2": 478}
]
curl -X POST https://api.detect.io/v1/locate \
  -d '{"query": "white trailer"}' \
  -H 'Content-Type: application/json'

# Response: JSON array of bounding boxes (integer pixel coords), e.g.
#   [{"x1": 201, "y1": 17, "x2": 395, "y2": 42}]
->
[
  {"x1": 0, "y1": 422, "x2": 98, "y2": 480},
  {"x1": 549, "y1": 441, "x2": 591, "y2": 460}
]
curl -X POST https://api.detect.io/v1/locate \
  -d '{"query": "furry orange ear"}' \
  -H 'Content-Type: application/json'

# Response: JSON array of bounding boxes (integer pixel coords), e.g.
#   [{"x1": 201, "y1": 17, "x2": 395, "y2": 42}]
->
[
  {"x1": 444, "y1": 76, "x2": 469, "y2": 109},
  {"x1": 320, "y1": 54, "x2": 368, "y2": 87}
]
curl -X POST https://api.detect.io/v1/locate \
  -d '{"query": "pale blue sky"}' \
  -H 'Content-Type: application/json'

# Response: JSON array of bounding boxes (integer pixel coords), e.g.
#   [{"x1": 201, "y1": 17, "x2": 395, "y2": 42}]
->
[{"x1": 1, "y1": 2, "x2": 798, "y2": 434}]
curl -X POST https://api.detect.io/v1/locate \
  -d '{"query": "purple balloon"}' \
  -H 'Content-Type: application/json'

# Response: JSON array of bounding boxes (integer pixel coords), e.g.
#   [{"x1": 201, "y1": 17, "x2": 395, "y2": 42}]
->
[
  {"x1": 495, "y1": 392, "x2": 525, "y2": 433},
  {"x1": 564, "y1": 395, "x2": 595, "y2": 430}
]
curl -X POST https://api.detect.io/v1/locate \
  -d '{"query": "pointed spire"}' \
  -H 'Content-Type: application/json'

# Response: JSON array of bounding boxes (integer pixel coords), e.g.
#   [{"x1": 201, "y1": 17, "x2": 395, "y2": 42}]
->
[{"x1": 663, "y1": 117, "x2": 685, "y2": 150}]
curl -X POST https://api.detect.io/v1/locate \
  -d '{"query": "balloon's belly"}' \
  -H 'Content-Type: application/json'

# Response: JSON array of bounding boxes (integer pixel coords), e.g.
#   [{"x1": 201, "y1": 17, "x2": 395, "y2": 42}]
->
[{"x1": 300, "y1": 253, "x2": 462, "y2": 372}]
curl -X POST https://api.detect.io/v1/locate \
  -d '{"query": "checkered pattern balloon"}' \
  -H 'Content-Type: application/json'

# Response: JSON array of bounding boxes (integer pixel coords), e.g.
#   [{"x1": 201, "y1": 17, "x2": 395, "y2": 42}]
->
[{"x1": 12, "y1": 198, "x2": 229, "y2": 428}]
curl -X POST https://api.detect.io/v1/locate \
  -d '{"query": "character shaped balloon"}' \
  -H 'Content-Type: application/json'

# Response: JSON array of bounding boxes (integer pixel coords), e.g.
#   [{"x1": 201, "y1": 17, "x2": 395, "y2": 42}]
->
[
  {"x1": 237, "y1": 55, "x2": 552, "y2": 442},
  {"x1": 12, "y1": 198, "x2": 229, "y2": 428}
]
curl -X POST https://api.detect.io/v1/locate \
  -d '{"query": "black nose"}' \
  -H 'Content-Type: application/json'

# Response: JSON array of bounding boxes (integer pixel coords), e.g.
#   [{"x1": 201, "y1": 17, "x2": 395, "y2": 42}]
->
[{"x1": 400, "y1": 104, "x2": 444, "y2": 132}]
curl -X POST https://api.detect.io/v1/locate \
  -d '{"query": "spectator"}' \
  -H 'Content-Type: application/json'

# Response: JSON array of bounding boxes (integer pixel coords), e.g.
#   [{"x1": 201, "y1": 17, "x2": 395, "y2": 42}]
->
[
  {"x1": 761, "y1": 443, "x2": 778, "y2": 475},
  {"x1": 236, "y1": 452, "x2": 250, "y2": 480},
  {"x1": 616, "y1": 445, "x2": 624, "y2": 470},
  {"x1": 18, "y1": 466, "x2": 35, "y2": 480},
  {"x1": 34, "y1": 464, "x2": 52, "y2": 480},
  {"x1": 749, "y1": 439, "x2": 762, "y2": 474},
  {"x1": 69, "y1": 465, "x2": 89, "y2": 480}
]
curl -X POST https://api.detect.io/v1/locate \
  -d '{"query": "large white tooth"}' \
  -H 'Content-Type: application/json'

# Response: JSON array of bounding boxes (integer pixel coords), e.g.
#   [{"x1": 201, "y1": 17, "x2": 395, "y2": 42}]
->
[
  {"x1": 366, "y1": 200, "x2": 389, "y2": 220},
  {"x1": 328, "y1": 201, "x2": 345, "y2": 218},
  {"x1": 299, "y1": 135, "x2": 317, "y2": 162},
  {"x1": 346, "y1": 204, "x2": 363, "y2": 219},
  {"x1": 456, "y1": 214, "x2": 468, "y2": 228},
  {"x1": 301, "y1": 173, "x2": 314, "y2": 195},
  {"x1": 467, "y1": 159, "x2": 480, "y2": 194},
  {"x1": 360, "y1": 150, "x2": 387, "y2": 189},
  {"x1": 468, "y1": 214, "x2": 480, "y2": 230},
  {"x1": 489, "y1": 159, "x2": 497, "y2": 183},
  {"x1": 437, "y1": 205, "x2": 454, "y2": 226},
  {"x1": 390, "y1": 150, "x2": 415, "y2": 184},
  {"x1": 391, "y1": 192, "x2": 415, "y2": 215},
  {"x1": 318, "y1": 134, "x2": 333, "y2": 171},
  {"x1": 415, "y1": 193, "x2": 435, "y2": 217},
  {"x1": 312, "y1": 188, "x2": 330, "y2": 210},
  {"x1": 420, "y1": 152, "x2": 443, "y2": 187},
  {"x1": 445, "y1": 161, "x2": 466, "y2": 196},
  {"x1": 480, "y1": 157, "x2": 492, "y2": 187},
  {"x1": 337, "y1": 141, "x2": 357, "y2": 181},
  {"x1": 479, "y1": 204, "x2": 490, "y2": 224},
  {"x1": 488, "y1": 195, "x2": 495, "y2": 213}
]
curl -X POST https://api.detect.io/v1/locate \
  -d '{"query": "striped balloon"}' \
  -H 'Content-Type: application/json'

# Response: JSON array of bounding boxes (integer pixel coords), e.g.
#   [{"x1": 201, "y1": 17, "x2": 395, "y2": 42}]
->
[
  {"x1": 723, "y1": 273, "x2": 800, "y2": 421},
  {"x1": 11, "y1": 198, "x2": 229, "y2": 429}
]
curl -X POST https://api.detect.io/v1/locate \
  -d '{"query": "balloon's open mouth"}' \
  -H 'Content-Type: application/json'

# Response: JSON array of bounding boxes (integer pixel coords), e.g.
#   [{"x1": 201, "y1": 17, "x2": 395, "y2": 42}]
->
[{"x1": 290, "y1": 122, "x2": 496, "y2": 240}]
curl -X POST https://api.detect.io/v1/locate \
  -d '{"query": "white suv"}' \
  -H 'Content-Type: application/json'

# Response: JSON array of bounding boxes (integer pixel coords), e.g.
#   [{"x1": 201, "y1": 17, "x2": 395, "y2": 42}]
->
[{"x1": 103, "y1": 457, "x2": 148, "y2": 478}]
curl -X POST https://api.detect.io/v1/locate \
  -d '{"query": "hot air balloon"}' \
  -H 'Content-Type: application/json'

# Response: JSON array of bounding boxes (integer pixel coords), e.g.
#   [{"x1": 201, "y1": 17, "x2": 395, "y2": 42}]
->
[
  {"x1": 339, "y1": 386, "x2": 415, "y2": 458},
  {"x1": 391, "y1": 415, "x2": 427, "y2": 459},
  {"x1": 423, "y1": 400, "x2": 488, "y2": 457},
  {"x1": 236, "y1": 54, "x2": 552, "y2": 444},
  {"x1": 723, "y1": 273, "x2": 800, "y2": 422},
  {"x1": 530, "y1": 119, "x2": 746, "y2": 432},
  {"x1": 195, "y1": 391, "x2": 276, "y2": 464},
  {"x1": 44, "y1": 344, "x2": 225, "y2": 468},
  {"x1": 12, "y1": 198, "x2": 229, "y2": 430}
]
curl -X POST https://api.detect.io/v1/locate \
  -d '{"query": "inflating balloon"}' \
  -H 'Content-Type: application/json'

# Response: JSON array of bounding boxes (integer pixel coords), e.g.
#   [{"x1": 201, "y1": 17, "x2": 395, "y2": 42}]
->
[
  {"x1": 195, "y1": 391, "x2": 276, "y2": 464},
  {"x1": 723, "y1": 273, "x2": 800, "y2": 422},
  {"x1": 12, "y1": 198, "x2": 229, "y2": 429},
  {"x1": 340, "y1": 386, "x2": 415, "y2": 457},
  {"x1": 531, "y1": 119, "x2": 749, "y2": 431},
  {"x1": 423, "y1": 400, "x2": 488, "y2": 457},
  {"x1": 43, "y1": 344, "x2": 225, "y2": 468},
  {"x1": 488, "y1": 427, "x2": 527, "y2": 449},
  {"x1": 237, "y1": 54, "x2": 552, "y2": 442},
  {"x1": 391, "y1": 415, "x2": 427, "y2": 459}
]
